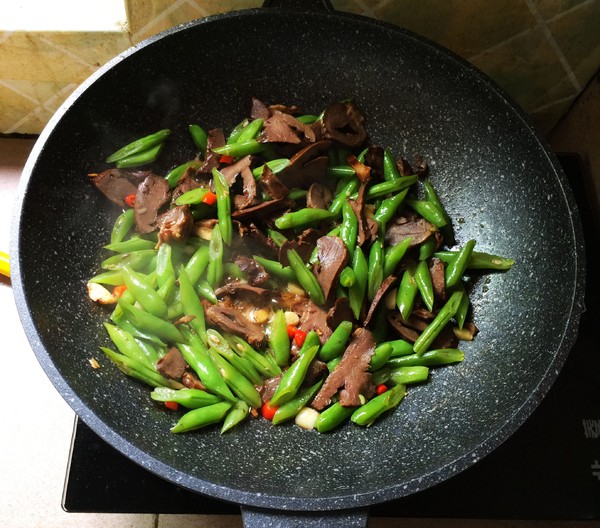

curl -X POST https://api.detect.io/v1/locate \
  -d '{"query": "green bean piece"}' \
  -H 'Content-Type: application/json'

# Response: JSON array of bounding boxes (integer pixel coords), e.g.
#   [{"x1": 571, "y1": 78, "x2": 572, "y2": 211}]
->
[
  {"x1": 445, "y1": 239, "x2": 476, "y2": 288},
  {"x1": 433, "y1": 250, "x2": 515, "y2": 270},
  {"x1": 234, "y1": 118, "x2": 264, "y2": 144},
  {"x1": 189, "y1": 124, "x2": 208, "y2": 154},
  {"x1": 269, "y1": 310, "x2": 291, "y2": 367},
  {"x1": 212, "y1": 139, "x2": 266, "y2": 157},
  {"x1": 221, "y1": 400, "x2": 250, "y2": 433},
  {"x1": 105, "y1": 237, "x2": 156, "y2": 253},
  {"x1": 178, "y1": 332, "x2": 236, "y2": 403},
  {"x1": 413, "y1": 290, "x2": 464, "y2": 355},
  {"x1": 315, "y1": 401, "x2": 355, "y2": 433},
  {"x1": 100, "y1": 347, "x2": 182, "y2": 389},
  {"x1": 326, "y1": 165, "x2": 356, "y2": 179},
  {"x1": 383, "y1": 236, "x2": 412, "y2": 277},
  {"x1": 155, "y1": 244, "x2": 175, "y2": 290},
  {"x1": 207, "y1": 329, "x2": 263, "y2": 386},
  {"x1": 111, "y1": 308, "x2": 167, "y2": 347},
  {"x1": 371, "y1": 367, "x2": 392, "y2": 386},
  {"x1": 348, "y1": 246, "x2": 367, "y2": 319},
  {"x1": 382, "y1": 147, "x2": 402, "y2": 181},
  {"x1": 389, "y1": 366, "x2": 430, "y2": 385},
  {"x1": 287, "y1": 249, "x2": 326, "y2": 305},
  {"x1": 275, "y1": 208, "x2": 335, "y2": 230},
  {"x1": 267, "y1": 228, "x2": 288, "y2": 248},
  {"x1": 385, "y1": 338, "x2": 414, "y2": 357},
  {"x1": 104, "y1": 322, "x2": 153, "y2": 367},
  {"x1": 387, "y1": 348, "x2": 464, "y2": 368},
  {"x1": 309, "y1": 227, "x2": 340, "y2": 265},
  {"x1": 371, "y1": 307, "x2": 389, "y2": 345},
  {"x1": 206, "y1": 224, "x2": 224, "y2": 287},
  {"x1": 252, "y1": 158, "x2": 290, "y2": 179},
  {"x1": 185, "y1": 244, "x2": 210, "y2": 285},
  {"x1": 227, "y1": 118, "x2": 250, "y2": 144},
  {"x1": 350, "y1": 175, "x2": 418, "y2": 201},
  {"x1": 253, "y1": 255, "x2": 296, "y2": 283},
  {"x1": 166, "y1": 302, "x2": 183, "y2": 320},
  {"x1": 272, "y1": 380, "x2": 323, "y2": 425},
  {"x1": 270, "y1": 345, "x2": 319, "y2": 406},
  {"x1": 178, "y1": 267, "x2": 207, "y2": 343},
  {"x1": 110, "y1": 208, "x2": 135, "y2": 245},
  {"x1": 373, "y1": 189, "x2": 408, "y2": 228},
  {"x1": 117, "y1": 298, "x2": 182, "y2": 343},
  {"x1": 88, "y1": 270, "x2": 124, "y2": 286},
  {"x1": 175, "y1": 187, "x2": 211, "y2": 206},
  {"x1": 165, "y1": 160, "x2": 201, "y2": 188},
  {"x1": 121, "y1": 266, "x2": 168, "y2": 318},
  {"x1": 369, "y1": 343, "x2": 393, "y2": 372},
  {"x1": 328, "y1": 178, "x2": 359, "y2": 216},
  {"x1": 157, "y1": 275, "x2": 176, "y2": 305},
  {"x1": 101, "y1": 250, "x2": 156, "y2": 271},
  {"x1": 396, "y1": 265, "x2": 418, "y2": 320},
  {"x1": 211, "y1": 168, "x2": 233, "y2": 245},
  {"x1": 414, "y1": 259, "x2": 434, "y2": 312},
  {"x1": 454, "y1": 281, "x2": 470, "y2": 330},
  {"x1": 419, "y1": 235, "x2": 438, "y2": 261},
  {"x1": 319, "y1": 321, "x2": 353, "y2": 363},
  {"x1": 406, "y1": 197, "x2": 447, "y2": 228},
  {"x1": 226, "y1": 335, "x2": 282, "y2": 378},
  {"x1": 297, "y1": 114, "x2": 319, "y2": 124},
  {"x1": 340, "y1": 201, "x2": 358, "y2": 258},
  {"x1": 297, "y1": 330, "x2": 321, "y2": 356},
  {"x1": 171, "y1": 401, "x2": 233, "y2": 433},
  {"x1": 115, "y1": 142, "x2": 164, "y2": 169},
  {"x1": 339, "y1": 267, "x2": 356, "y2": 288},
  {"x1": 196, "y1": 280, "x2": 217, "y2": 304},
  {"x1": 367, "y1": 238, "x2": 384, "y2": 301},
  {"x1": 351, "y1": 383, "x2": 407, "y2": 427},
  {"x1": 423, "y1": 179, "x2": 454, "y2": 241},
  {"x1": 133, "y1": 336, "x2": 162, "y2": 367},
  {"x1": 207, "y1": 348, "x2": 262, "y2": 409},
  {"x1": 106, "y1": 129, "x2": 171, "y2": 163},
  {"x1": 150, "y1": 387, "x2": 222, "y2": 409}
]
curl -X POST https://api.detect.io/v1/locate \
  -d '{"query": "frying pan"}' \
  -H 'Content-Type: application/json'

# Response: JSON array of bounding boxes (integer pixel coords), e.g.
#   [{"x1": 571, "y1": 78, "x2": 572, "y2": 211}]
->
[{"x1": 11, "y1": 1, "x2": 585, "y2": 526}]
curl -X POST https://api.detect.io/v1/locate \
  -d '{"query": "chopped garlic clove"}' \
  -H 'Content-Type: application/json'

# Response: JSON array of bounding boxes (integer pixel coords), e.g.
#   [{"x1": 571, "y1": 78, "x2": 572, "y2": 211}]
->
[
  {"x1": 295, "y1": 407, "x2": 320, "y2": 430},
  {"x1": 284, "y1": 311, "x2": 300, "y2": 326},
  {"x1": 87, "y1": 282, "x2": 116, "y2": 304}
]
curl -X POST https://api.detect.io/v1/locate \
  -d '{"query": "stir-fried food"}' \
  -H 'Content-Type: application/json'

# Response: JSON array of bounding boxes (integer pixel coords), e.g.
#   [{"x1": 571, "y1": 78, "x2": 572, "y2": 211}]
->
[{"x1": 87, "y1": 98, "x2": 514, "y2": 433}]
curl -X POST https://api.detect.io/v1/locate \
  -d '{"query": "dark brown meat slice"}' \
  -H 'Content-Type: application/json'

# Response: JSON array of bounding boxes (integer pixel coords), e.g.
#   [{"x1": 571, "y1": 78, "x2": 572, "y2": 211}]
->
[
  {"x1": 397, "y1": 157, "x2": 414, "y2": 176},
  {"x1": 260, "y1": 111, "x2": 315, "y2": 144},
  {"x1": 219, "y1": 155, "x2": 253, "y2": 186},
  {"x1": 384, "y1": 212, "x2": 437, "y2": 248},
  {"x1": 293, "y1": 298, "x2": 332, "y2": 345},
  {"x1": 233, "y1": 165, "x2": 258, "y2": 211},
  {"x1": 429, "y1": 257, "x2": 446, "y2": 302},
  {"x1": 326, "y1": 296, "x2": 355, "y2": 327},
  {"x1": 204, "y1": 304, "x2": 265, "y2": 348},
  {"x1": 311, "y1": 328, "x2": 376, "y2": 410},
  {"x1": 277, "y1": 140, "x2": 331, "y2": 189},
  {"x1": 279, "y1": 228, "x2": 321, "y2": 267},
  {"x1": 199, "y1": 128, "x2": 226, "y2": 173},
  {"x1": 349, "y1": 182, "x2": 378, "y2": 246},
  {"x1": 321, "y1": 101, "x2": 367, "y2": 149},
  {"x1": 387, "y1": 311, "x2": 420, "y2": 342},
  {"x1": 304, "y1": 359, "x2": 328, "y2": 387},
  {"x1": 313, "y1": 236, "x2": 348, "y2": 301},
  {"x1": 347, "y1": 155, "x2": 371, "y2": 183},
  {"x1": 413, "y1": 154, "x2": 429, "y2": 177},
  {"x1": 259, "y1": 165, "x2": 290, "y2": 200},
  {"x1": 214, "y1": 280, "x2": 271, "y2": 306},
  {"x1": 231, "y1": 198, "x2": 292, "y2": 222},
  {"x1": 134, "y1": 173, "x2": 170, "y2": 233},
  {"x1": 363, "y1": 275, "x2": 397, "y2": 326},
  {"x1": 89, "y1": 169, "x2": 148, "y2": 207},
  {"x1": 156, "y1": 347, "x2": 187, "y2": 380},
  {"x1": 156, "y1": 204, "x2": 193, "y2": 244},
  {"x1": 306, "y1": 183, "x2": 332, "y2": 210},
  {"x1": 260, "y1": 375, "x2": 282, "y2": 404},
  {"x1": 250, "y1": 97, "x2": 271, "y2": 120},
  {"x1": 234, "y1": 255, "x2": 269, "y2": 286},
  {"x1": 170, "y1": 168, "x2": 202, "y2": 204},
  {"x1": 363, "y1": 145, "x2": 385, "y2": 180},
  {"x1": 181, "y1": 371, "x2": 205, "y2": 390}
]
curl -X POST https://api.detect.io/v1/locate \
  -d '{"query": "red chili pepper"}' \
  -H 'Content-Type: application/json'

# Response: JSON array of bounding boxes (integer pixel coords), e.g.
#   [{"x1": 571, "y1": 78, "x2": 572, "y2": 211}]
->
[
  {"x1": 261, "y1": 401, "x2": 279, "y2": 421},
  {"x1": 124, "y1": 193, "x2": 136, "y2": 208},
  {"x1": 286, "y1": 324, "x2": 297, "y2": 339},
  {"x1": 376, "y1": 384, "x2": 388, "y2": 395},
  {"x1": 293, "y1": 329, "x2": 307, "y2": 347},
  {"x1": 220, "y1": 154, "x2": 234, "y2": 164},
  {"x1": 201, "y1": 191, "x2": 217, "y2": 206},
  {"x1": 112, "y1": 284, "x2": 128, "y2": 298},
  {"x1": 164, "y1": 401, "x2": 179, "y2": 411}
]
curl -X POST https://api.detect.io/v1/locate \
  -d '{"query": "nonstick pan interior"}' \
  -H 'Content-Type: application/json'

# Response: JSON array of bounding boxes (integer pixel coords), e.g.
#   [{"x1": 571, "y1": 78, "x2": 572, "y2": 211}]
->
[{"x1": 11, "y1": 7, "x2": 585, "y2": 513}]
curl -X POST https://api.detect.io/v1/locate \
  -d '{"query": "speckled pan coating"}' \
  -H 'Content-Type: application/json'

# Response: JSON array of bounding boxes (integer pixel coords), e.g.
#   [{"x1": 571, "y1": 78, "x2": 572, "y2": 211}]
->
[{"x1": 11, "y1": 5, "x2": 585, "y2": 519}]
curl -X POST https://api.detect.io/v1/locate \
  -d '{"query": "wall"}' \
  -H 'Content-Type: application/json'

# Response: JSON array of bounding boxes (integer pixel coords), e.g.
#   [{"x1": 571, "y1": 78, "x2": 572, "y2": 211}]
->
[{"x1": 1, "y1": 0, "x2": 599, "y2": 136}]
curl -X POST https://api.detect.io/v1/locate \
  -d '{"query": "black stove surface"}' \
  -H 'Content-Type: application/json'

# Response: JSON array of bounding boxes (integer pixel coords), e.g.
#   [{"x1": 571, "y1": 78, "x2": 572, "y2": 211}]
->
[{"x1": 63, "y1": 154, "x2": 600, "y2": 519}]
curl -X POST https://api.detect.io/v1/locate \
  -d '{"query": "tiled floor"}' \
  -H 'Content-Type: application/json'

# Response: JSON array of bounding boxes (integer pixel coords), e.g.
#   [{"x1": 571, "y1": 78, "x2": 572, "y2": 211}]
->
[{"x1": 1, "y1": 67, "x2": 599, "y2": 525}]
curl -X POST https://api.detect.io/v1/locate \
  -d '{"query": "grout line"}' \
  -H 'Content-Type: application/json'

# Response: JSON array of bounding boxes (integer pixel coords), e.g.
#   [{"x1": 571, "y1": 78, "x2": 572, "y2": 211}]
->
[
  {"x1": 131, "y1": 0, "x2": 208, "y2": 43},
  {"x1": 36, "y1": 34, "x2": 97, "y2": 72},
  {"x1": 525, "y1": 0, "x2": 582, "y2": 92},
  {"x1": 531, "y1": 93, "x2": 577, "y2": 114},
  {"x1": 0, "y1": 79, "x2": 40, "y2": 105}
]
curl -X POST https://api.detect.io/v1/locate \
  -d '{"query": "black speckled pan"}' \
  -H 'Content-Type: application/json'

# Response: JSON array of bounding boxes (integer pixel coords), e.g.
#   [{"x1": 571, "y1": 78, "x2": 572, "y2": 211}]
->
[{"x1": 10, "y1": 1, "x2": 585, "y2": 526}]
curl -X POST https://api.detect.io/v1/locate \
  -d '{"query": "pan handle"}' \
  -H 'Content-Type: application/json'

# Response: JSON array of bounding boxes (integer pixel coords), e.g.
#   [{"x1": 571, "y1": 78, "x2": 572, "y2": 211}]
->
[
  {"x1": 262, "y1": 0, "x2": 333, "y2": 11},
  {"x1": 241, "y1": 506, "x2": 369, "y2": 527}
]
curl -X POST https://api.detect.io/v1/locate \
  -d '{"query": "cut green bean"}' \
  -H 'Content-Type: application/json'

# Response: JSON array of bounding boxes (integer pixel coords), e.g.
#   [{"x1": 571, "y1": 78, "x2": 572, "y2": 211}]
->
[
  {"x1": 287, "y1": 249, "x2": 326, "y2": 305},
  {"x1": 179, "y1": 267, "x2": 207, "y2": 343},
  {"x1": 117, "y1": 298, "x2": 182, "y2": 343},
  {"x1": 171, "y1": 401, "x2": 232, "y2": 433},
  {"x1": 315, "y1": 401, "x2": 355, "y2": 433},
  {"x1": 406, "y1": 197, "x2": 447, "y2": 228},
  {"x1": 367, "y1": 238, "x2": 384, "y2": 301},
  {"x1": 226, "y1": 335, "x2": 282, "y2": 378},
  {"x1": 110, "y1": 208, "x2": 135, "y2": 245},
  {"x1": 115, "y1": 142, "x2": 164, "y2": 168},
  {"x1": 272, "y1": 380, "x2": 323, "y2": 425},
  {"x1": 106, "y1": 129, "x2": 171, "y2": 163},
  {"x1": 413, "y1": 290, "x2": 464, "y2": 355},
  {"x1": 369, "y1": 343, "x2": 393, "y2": 372},
  {"x1": 389, "y1": 366, "x2": 430, "y2": 385},
  {"x1": 275, "y1": 208, "x2": 335, "y2": 230},
  {"x1": 433, "y1": 250, "x2": 515, "y2": 271},
  {"x1": 319, "y1": 320, "x2": 353, "y2": 362},
  {"x1": 351, "y1": 384, "x2": 407, "y2": 427},
  {"x1": 165, "y1": 160, "x2": 201, "y2": 188},
  {"x1": 269, "y1": 310, "x2": 291, "y2": 367},
  {"x1": 121, "y1": 265, "x2": 167, "y2": 318},
  {"x1": 387, "y1": 348, "x2": 464, "y2": 368},
  {"x1": 383, "y1": 236, "x2": 412, "y2": 277},
  {"x1": 270, "y1": 345, "x2": 319, "y2": 406},
  {"x1": 328, "y1": 178, "x2": 359, "y2": 216},
  {"x1": 221, "y1": 400, "x2": 249, "y2": 433},
  {"x1": 339, "y1": 267, "x2": 356, "y2": 288},
  {"x1": 396, "y1": 265, "x2": 418, "y2": 320},
  {"x1": 414, "y1": 259, "x2": 434, "y2": 312},
  {"x1": 105, "y1": 237, "x2": 156, "y2": 253},
  {"x1": 150, "y1": 387, "x2": 222, "y2": 409},
  {"x1": 189, "y1": 124, "x2": 208, "y2": 154},
  {"x1": 212, "y1": 139, "x2": 266, "y2": 157},
  {"x1": 253, "y1": 255, "x2": 296, "y2": 283},
  {"x1": 340, "y1": 201, "x2": 358, "y2": 258},
  {"x1": 445, "y1": 239, "x2": 476, "y2": 288},
  {"x1": 234, "y1": 118, "x2": 263, "y2": 143},
  {"x1": 212, "y1": 168, "x2": 233, "y2": 245},
  {"x1": 382, "y1": 147, "x2": 402, "y2": 181},
  {"x1": 348, "y1": 246, "x2": 367, "y2": 319},
  {"x1": 206, "y1": 224, "x2": 224, "y2": 287}
]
